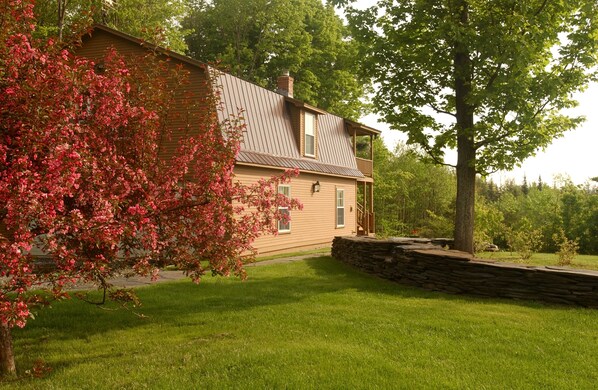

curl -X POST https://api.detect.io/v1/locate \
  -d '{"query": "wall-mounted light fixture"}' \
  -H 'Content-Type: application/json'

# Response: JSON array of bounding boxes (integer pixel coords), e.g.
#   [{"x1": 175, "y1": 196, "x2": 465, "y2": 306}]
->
[{"x1": 312, "y1": 181, "x2": 321, "y2": 193}]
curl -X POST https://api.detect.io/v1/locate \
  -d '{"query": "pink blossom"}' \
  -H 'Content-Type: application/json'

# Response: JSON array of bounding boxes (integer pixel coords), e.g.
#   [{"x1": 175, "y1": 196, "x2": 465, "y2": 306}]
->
[{"x1": 0, "y1": 0, "x2": 301, "y2": 333}]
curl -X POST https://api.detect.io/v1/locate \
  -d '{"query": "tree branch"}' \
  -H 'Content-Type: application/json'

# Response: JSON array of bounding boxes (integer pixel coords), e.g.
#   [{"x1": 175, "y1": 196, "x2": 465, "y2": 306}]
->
[
  {"x1": 148, "y1": 198, "x2": 210, "y2": 219},
  {"x1": 428, "y1": 103, "x2": 456, "y2": 118},
  {"x1": 534, "y1": 0, "x2": 549, "y2": 17},
  {"x1": 476, "y1": 166, "x2": 501, "y2": 176},
  {"x1": 420, "y1": 143, "x2": 456, "y2": 168},
  {"x1": 75, "y1": 272, "x2": 109, "y2": 305},
  {"x1": 482, "y1": 62, "x2": 503, "y2": 93}
]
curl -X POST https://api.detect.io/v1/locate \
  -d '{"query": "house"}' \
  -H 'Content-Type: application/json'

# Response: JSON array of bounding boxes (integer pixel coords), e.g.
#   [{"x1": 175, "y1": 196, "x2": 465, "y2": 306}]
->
[{"x1": 77, "y1": 25, "x2": 380, "y2": 255}]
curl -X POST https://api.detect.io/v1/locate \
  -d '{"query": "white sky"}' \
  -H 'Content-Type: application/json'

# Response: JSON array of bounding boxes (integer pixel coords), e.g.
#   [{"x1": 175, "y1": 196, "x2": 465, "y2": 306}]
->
[
  {"x1": 349, "y1": 0, "x2": 598, "y2": 186},
  {"x1": 361, "y1": 83, "x2": 598, "y2": 186}
]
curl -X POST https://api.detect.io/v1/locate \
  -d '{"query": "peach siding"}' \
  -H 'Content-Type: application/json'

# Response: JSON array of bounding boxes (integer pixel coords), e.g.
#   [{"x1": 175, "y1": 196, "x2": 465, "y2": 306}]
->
[
  {"x1": 76, "y1": 30, "x2": 213, "y2": 164},
  {"x1": 234, "y1": 165, "x2": 357, "y2": 254}
]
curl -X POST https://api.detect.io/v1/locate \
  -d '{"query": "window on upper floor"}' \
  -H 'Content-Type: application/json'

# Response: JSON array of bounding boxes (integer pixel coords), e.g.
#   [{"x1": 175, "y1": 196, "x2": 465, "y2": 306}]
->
[
  {"x1": 278, "y1": 185, "x2": 291, "y2": 233},
  {"x1": 304, "y1": 111, "x2": 315, "y2": 157}
]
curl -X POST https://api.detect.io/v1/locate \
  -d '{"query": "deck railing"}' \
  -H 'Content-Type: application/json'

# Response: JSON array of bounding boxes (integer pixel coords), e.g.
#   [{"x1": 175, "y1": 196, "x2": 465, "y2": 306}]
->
[
  {"x1": 355, "y1": 158, "x2": 373, "y2": 177},
  {"x1": 356, "y1": 204, "x2": 375, "y2": 235}
]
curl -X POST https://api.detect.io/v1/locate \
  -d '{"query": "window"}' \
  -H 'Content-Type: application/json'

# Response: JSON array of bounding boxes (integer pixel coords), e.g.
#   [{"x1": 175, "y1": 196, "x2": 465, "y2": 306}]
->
[
  {"x1": 336, "y1": 188, "x2": 345, "y2": 228},
  {"x1": 278, "y1": 185, "x2": 291, "y2": 233},
  {"x1": 304, "y1": 112, "x2": 315, "y2": 157}
]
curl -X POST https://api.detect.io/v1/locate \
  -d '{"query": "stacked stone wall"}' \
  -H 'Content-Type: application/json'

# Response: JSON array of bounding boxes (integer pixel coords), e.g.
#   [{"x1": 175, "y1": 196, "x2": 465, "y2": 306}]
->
[{"x1": 332, "y1": 236, "x2": 598, "y2": 307}]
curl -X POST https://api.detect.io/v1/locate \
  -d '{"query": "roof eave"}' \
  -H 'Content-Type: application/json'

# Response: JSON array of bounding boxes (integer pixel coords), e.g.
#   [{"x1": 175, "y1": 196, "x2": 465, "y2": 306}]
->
[
  {"x1": 345, "y1": 119, "x2": 382, "y2": 136},
  {"x1": 85, "y1": 24, "x2": 209, "y2": 71},
  {"x1": 283, "y1": 97, "x2": 327, "y2": 115}
]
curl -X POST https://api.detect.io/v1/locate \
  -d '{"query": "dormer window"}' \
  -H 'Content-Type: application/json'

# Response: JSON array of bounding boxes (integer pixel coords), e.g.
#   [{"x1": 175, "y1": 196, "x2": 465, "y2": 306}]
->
[
  {"x1": 283, "y1": 96, "x2": 324, "y2": 158},
  {"x1": 304, "y1": 111, "x2": 316, "y2": 157}
]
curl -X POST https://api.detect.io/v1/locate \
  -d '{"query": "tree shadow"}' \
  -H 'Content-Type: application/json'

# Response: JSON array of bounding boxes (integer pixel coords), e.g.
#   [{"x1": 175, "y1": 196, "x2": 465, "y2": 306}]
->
[
  {"x1": 18, "y1": 256, "x2": 562, "y2": 339},
  {"x1": 10, "y1": 255, "x2": 574, "y2": 380}
]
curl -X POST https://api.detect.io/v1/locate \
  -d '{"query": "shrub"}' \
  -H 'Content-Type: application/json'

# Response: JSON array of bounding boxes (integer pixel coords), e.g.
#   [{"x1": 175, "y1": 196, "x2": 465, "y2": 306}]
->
[
  {"x1": 473, "y1": 230, "x2": 491, "y2": 255},
  {"x1": 505, "y1": 221, "x2": 543, "y2": 261},
  {"x1": 552, "y1": 228, "x2": 579, "y2": 266}
]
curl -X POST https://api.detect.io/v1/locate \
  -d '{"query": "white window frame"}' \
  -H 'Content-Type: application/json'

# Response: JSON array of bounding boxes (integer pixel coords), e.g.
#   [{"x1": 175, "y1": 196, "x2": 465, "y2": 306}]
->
[
  {"x1": 278, "y1": 185, "x2": 291, "y2": 233},
  {"x1": 304, "y1": 112, "x2": 315, "y2": 157},
  {"x1": 336, "y1": 188, "x2": 345, "y2": 228}
]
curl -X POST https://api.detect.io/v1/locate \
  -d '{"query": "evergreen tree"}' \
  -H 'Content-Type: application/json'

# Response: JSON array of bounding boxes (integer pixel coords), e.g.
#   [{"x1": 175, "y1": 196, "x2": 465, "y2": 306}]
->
[{"x1": 522, "y1": 175, "x2": 529, "y2": 196}]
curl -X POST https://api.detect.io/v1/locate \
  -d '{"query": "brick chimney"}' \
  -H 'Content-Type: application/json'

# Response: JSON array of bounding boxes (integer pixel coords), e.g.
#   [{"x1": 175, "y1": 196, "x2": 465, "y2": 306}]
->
[{"x1": 277, "y1": 70, "x2": 294, "y2": 98}]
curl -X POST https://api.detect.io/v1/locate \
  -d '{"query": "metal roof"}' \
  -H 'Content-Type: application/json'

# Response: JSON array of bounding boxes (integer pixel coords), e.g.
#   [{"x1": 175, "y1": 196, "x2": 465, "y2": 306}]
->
[
  {"x1": 237, "y1": 150, "x2": 364, "y2": 177},
  {"x1": 214, "y1": 70, "x2": 364, "y2": 178},
  {"x1": 84, "y1": 27, "x2": 370, "y2": 178}
]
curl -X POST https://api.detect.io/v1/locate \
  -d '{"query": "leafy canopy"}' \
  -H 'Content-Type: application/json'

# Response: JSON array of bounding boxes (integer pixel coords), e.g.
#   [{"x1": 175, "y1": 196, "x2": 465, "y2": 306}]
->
[
  {"x1": 373, "y1": 139, "x2": 456, "y2": 238},
  {"x1": 34, "y1": 0, "x2": 190, "y2": 52},
  {"x1": 340, "y1": 0, "x2": 598, "y2": 173},
  {"x1": 183, "y1": 0, "x2": 368, "y2": 119}
]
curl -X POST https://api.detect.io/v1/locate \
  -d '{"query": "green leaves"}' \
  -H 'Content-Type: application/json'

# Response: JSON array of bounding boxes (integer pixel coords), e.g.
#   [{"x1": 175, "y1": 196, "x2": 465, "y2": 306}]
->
[
  {"x1": 345, "y1": 0, "x2": 598, "y2": 173},
  {"x1": 183, "y1": 0, "x2": 367, "y2": 119},
  {"x1": 33, "y1": 0, "x2": 190, "y2": 52},
  {"x1": 373, "y1": 139, "x2": 456, "y2": 238}
]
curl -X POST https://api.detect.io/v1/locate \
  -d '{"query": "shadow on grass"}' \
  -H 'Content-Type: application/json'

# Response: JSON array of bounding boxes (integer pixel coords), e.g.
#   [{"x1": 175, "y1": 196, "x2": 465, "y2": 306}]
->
[
  {"x1": 19, "y1": 257, "x2": 551, "y2": 339},
  {"x1": 8, "y1": 255, "x2": 584, "y2": 385}
]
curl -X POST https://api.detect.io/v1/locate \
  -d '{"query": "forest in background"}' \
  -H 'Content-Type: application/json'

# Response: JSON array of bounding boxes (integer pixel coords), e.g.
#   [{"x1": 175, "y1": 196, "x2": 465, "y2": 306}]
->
[{"x1": 373, "y1": 139, "x2": 598, "y2": 255}]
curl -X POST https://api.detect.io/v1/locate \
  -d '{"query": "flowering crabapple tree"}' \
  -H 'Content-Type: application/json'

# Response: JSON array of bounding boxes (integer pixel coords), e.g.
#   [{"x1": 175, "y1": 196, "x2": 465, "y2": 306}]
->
[{"x1": 0, "y1": 0, "x2": 301, "y2": 377}]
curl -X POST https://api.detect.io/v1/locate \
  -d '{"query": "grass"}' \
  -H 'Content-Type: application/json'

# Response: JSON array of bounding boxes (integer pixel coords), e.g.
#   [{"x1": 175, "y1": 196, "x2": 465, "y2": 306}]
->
[
  {"x1": 477, "y1": 251, "x2": 598, "y2": 271},
  {"x1": 252, "y1": 247, "x2": 331, "y2": 262},
  {"x1": 4, "y1": 256, "x2": 598, "y2": 389},
  {"x1": 163, "y1": 247, "x2": 331, "y2": 270}
]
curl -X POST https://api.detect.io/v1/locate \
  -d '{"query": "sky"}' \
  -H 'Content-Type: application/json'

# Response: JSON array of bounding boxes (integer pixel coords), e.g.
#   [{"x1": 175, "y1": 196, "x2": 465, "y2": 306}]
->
[
  {"x1": 348, "y1": 0, "x2": 598, "y2": 186},
  {"x1": 361, "y1": 82, "x2": 598, "y2": 187}
]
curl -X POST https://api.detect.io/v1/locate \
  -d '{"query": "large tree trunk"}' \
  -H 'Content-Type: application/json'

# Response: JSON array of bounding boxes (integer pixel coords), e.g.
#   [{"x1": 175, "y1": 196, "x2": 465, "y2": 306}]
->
[
  {"x1": 453, "y1": 0, "x2": 476, "y2": 254},
  {"x1": 454, "y1": 138, "x2": 476, "y2": 253},
  {"x1": 0, "y1": 323, "x2": 16, "y2": 378}
]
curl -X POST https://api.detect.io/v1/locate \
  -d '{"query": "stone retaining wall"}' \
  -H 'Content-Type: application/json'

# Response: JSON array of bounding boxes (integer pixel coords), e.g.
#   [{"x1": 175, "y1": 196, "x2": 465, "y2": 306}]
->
[{"x1": 332, "y1": 236, "x2": 598, "y2": 307}]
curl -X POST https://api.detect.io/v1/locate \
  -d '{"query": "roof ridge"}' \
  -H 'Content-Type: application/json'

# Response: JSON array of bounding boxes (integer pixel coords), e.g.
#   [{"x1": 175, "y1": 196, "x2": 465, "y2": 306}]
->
[{"x1": 88, "y1": 25, "x2": 364, "y2": 125}]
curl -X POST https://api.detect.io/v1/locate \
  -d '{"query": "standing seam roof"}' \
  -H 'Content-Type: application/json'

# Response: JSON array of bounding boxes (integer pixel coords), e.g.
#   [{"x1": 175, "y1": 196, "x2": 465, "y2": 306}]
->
[
  {"x1": 83, "y1": 27, "x2": 369, "y2": 178},
  {"x1": 213, "y1": 69, "x2": 362, "y2": 178}
]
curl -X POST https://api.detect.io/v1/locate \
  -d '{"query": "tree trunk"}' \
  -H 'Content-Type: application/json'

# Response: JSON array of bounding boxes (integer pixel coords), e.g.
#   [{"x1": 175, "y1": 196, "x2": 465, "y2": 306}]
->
[
  {"x1": 0, "y1": 323, "x2": 16, "y2": 378},
  {"x1": 453, "y1": 0, "x2": 476, "y2": 254},
  {"x1": 454, "y1": 138, "x2": 476, "y2": 253},
  {"x1": 57, "y1": 0, "x2": 66, "y2": 42}
]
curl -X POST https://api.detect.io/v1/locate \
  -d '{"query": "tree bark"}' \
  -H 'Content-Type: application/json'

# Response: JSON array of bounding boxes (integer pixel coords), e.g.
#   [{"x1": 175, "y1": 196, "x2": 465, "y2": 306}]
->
[
  {"x1": 57, "y1": 0, "x2": 67, "y2": 42},
  {"x1": 454, "y1": 136, "x2": 476, "y2": 253},
  {"x1": 453, "y1": 0, "x2": 476, "y2": 254},
  {"x1": 0, "y1": 323, "x2": 16, "y2": 378}
]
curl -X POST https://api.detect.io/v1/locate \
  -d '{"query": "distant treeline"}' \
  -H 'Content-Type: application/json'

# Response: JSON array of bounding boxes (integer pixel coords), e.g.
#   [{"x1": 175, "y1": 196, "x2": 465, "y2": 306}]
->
[{"x1": 374, "y1": 139, "x2": 598, "y2": 255}]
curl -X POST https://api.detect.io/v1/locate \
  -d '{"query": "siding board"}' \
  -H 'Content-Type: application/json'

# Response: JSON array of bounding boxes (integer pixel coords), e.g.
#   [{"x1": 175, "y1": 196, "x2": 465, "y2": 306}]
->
[{"x1": 234, "y1": 165, "x2": 357, "y2": 254}]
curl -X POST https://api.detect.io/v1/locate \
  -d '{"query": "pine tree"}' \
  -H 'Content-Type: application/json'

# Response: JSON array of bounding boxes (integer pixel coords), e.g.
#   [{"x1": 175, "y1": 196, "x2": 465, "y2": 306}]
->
[{"x1": 522, "y1": 175, "x2": 529, "y2": 196}]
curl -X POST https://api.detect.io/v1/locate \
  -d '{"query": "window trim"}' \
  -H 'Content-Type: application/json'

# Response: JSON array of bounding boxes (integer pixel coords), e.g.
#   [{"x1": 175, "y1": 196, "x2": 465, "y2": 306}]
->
[
  {"x1": 336, "y1": 188, "x2": 345, "y2": 228},
  {"x1": 278, "y1": 185, "x2": 291, "y2": 233},
  {"x1": 304, "y1": 111, "x2": 316, "y2": 157}
]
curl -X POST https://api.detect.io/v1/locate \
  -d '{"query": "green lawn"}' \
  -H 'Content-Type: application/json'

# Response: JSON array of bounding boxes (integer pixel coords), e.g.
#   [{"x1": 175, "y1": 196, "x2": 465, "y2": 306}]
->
[
  {"x1": 4, "y1": 256, "x2": 598, "y2": 389},
  {"x1": 477, "y1": 251, "x2": 598, "y2": 271},
  {"x1": 252, "y1": 247, "x2": 331, "y2": 262}
]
